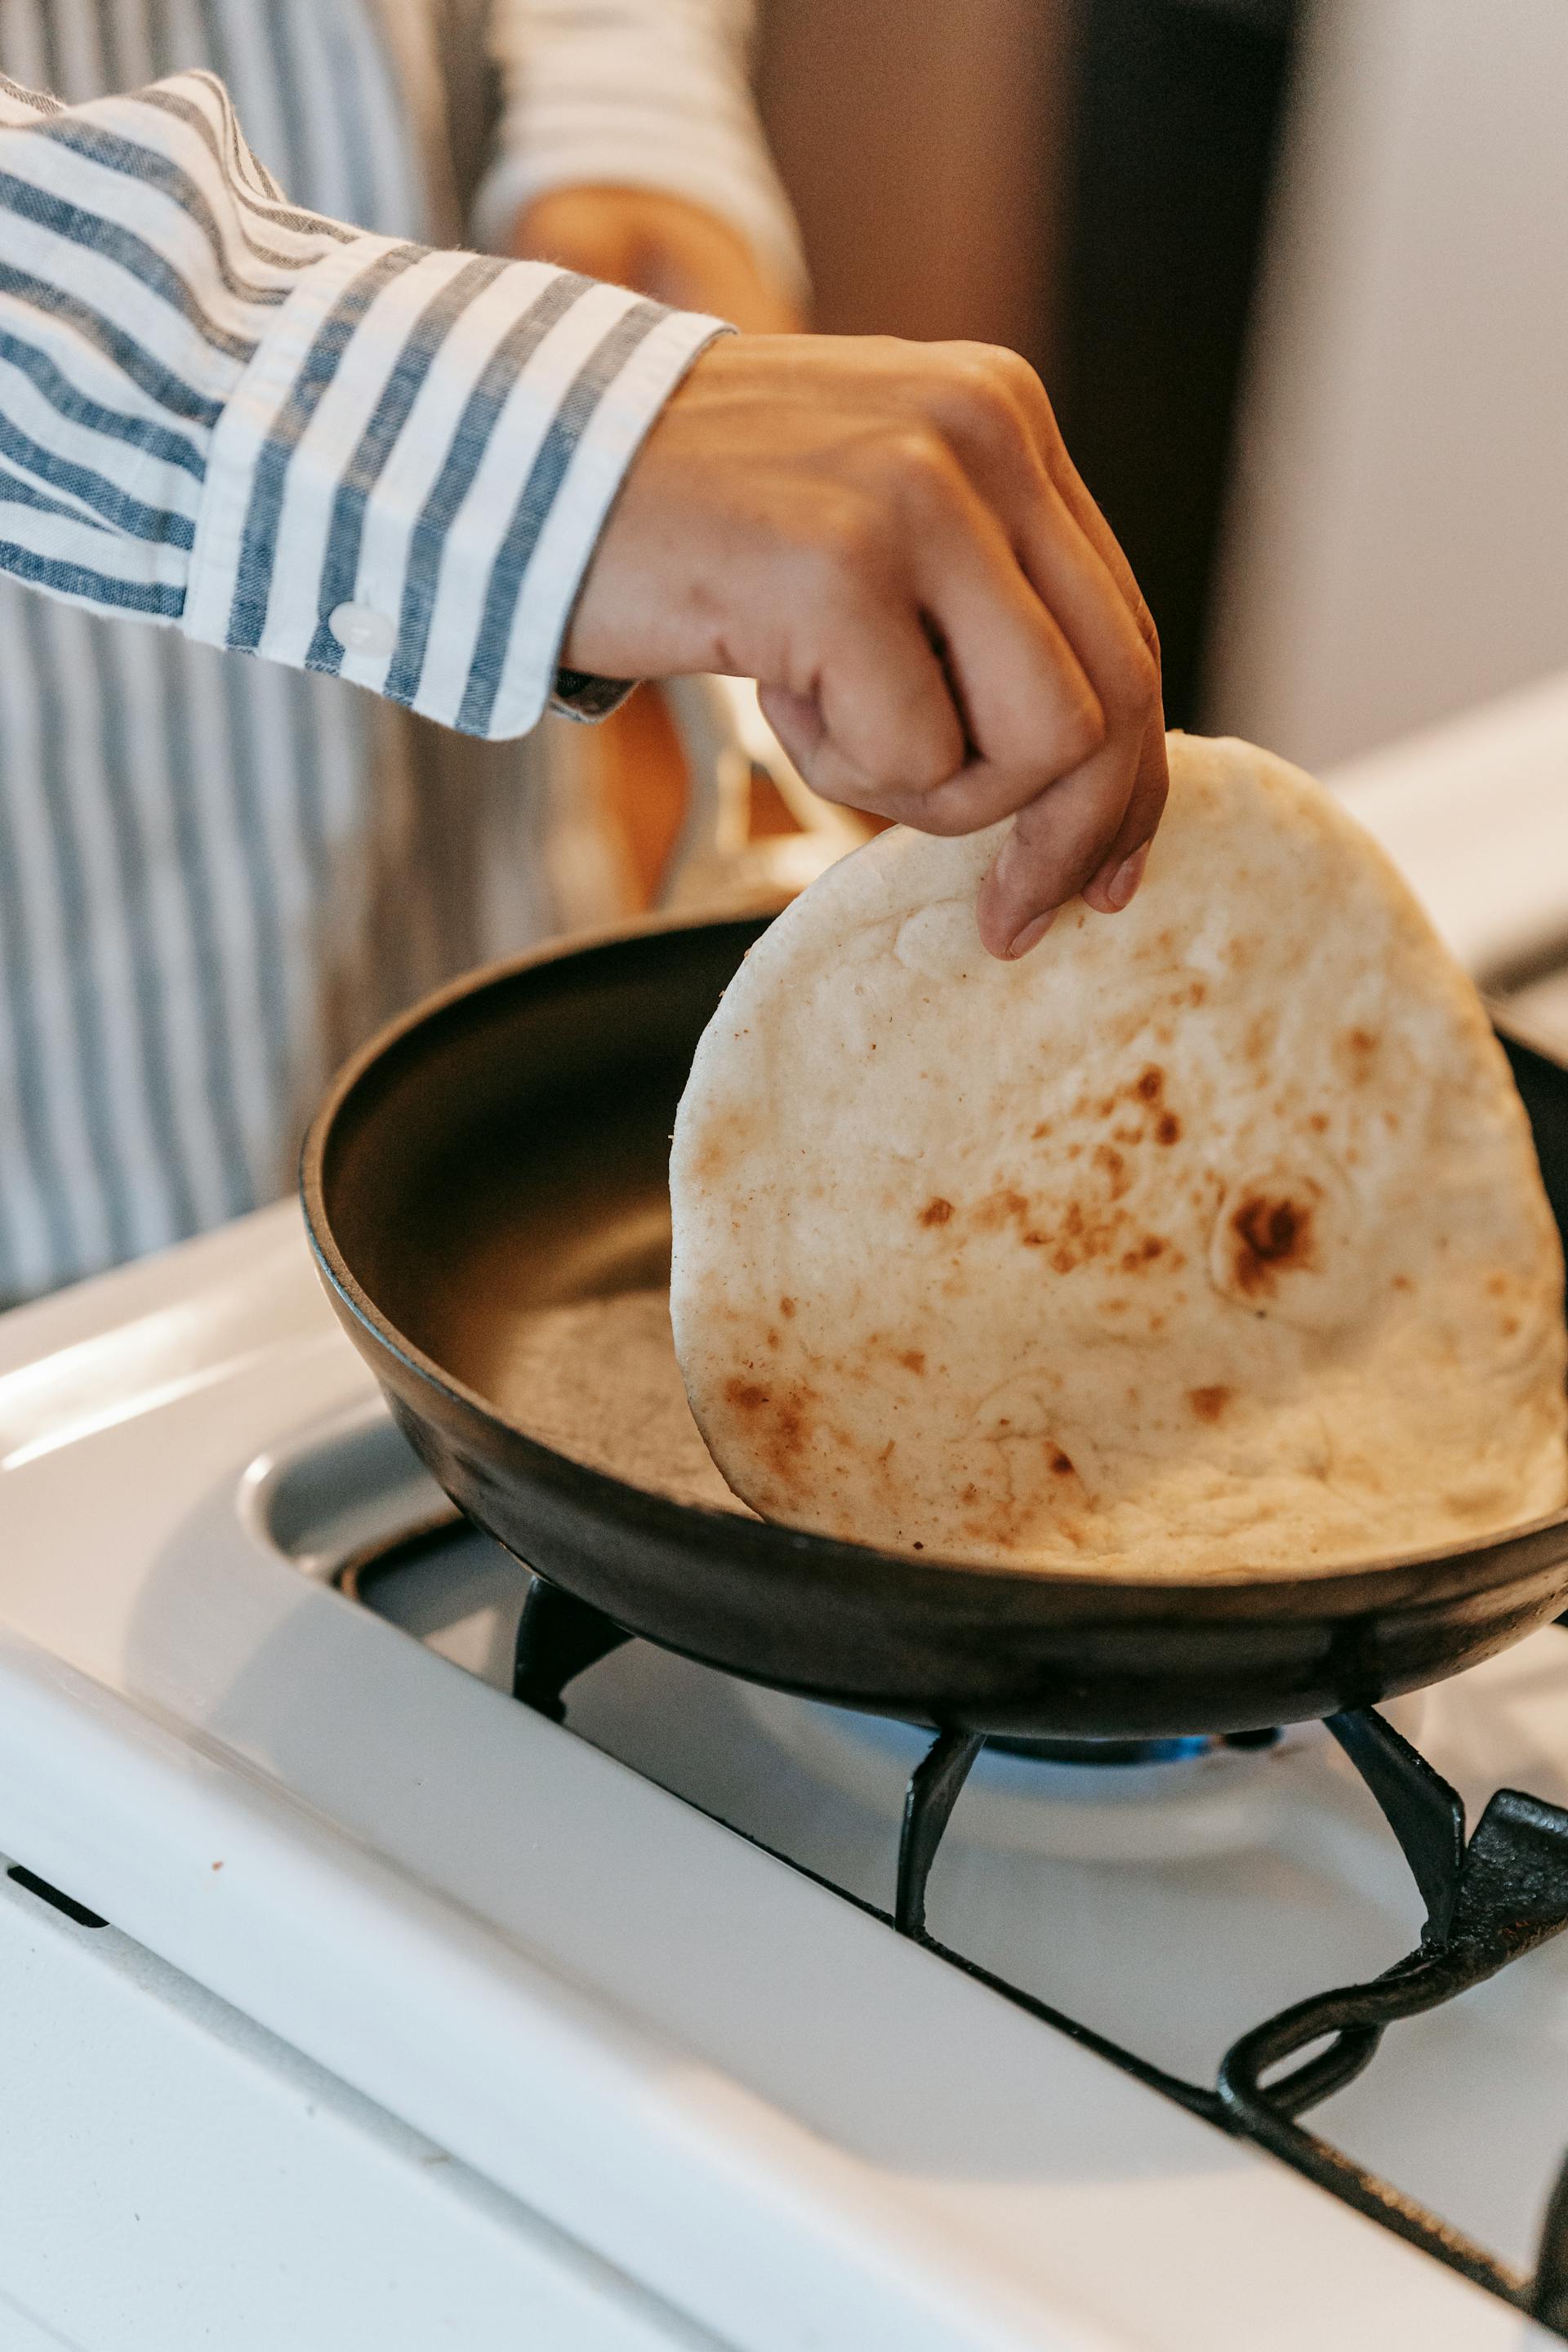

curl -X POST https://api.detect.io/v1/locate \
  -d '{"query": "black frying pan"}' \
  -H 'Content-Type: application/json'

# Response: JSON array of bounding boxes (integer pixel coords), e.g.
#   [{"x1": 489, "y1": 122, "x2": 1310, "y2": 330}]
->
[{"x1": 301, "y1": 915, "x2": 1568, "y2": 1740}]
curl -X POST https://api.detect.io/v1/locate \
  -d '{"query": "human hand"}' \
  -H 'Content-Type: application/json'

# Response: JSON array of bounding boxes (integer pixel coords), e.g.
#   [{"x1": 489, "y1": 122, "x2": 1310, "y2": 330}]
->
[
  {"x1": 565, "y1": 333, "x2": 1166, "y2": 959},
  {"x1": 510, "y1": 185, "x2": 802, "y2": 336}
]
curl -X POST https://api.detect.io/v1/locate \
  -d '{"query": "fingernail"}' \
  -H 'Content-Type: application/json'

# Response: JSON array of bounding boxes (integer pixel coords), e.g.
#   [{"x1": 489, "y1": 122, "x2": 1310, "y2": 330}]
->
[
  {"x1": 1006, "y1": 909, "x2": 1057, "y2": 960},
  {"x1": 1103, "y1": 840, "x2": 1151, "y2": 911}
]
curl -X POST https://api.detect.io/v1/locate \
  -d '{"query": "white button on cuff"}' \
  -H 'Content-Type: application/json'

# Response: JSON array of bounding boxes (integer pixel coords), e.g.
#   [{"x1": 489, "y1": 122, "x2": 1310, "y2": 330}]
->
[{"x1": 327, "y1": 603, "x2": 394, "y2": 659}]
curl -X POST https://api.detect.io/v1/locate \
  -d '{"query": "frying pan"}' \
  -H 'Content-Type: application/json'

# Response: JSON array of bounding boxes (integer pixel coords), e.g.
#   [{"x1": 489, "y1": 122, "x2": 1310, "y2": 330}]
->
[{"x1": 301, "y1": 915, "x2": 1568, "y2": 1740}]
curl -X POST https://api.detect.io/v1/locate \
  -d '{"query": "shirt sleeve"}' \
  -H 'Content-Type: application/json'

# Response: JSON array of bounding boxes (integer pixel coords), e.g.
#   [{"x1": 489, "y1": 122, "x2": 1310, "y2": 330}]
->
[
  {"x1": 474, "y1": 0, "x2": 807, "y2": 303},
  {"x1": 0, "y1": 69, "x2": 728, "y2": 739}
]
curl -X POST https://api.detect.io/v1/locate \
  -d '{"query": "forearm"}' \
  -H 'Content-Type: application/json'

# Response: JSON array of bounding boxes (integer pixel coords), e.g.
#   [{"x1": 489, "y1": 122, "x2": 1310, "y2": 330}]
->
[
  {"x1": 476, "y1": 0, "x2": 804, "y2": 298},
  {"x1": 0, "y1": 69, "x2": 727, "y2": 738}
]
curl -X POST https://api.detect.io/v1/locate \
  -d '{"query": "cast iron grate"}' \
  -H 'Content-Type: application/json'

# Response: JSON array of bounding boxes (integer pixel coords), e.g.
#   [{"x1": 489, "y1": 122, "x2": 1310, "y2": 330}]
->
[{"x1": 512, "y1": 1574, "x2": 1568, "y2": 2336}]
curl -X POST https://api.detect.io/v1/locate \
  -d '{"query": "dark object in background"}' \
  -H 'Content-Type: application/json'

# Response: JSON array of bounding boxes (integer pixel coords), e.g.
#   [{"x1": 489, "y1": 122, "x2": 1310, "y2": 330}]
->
[{"x1": 1054, "y1": 0, "x2": 1301, "y2": 728}]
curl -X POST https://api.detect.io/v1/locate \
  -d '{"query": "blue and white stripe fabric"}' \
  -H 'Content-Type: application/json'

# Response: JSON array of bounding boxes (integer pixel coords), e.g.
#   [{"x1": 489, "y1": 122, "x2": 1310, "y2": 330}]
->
[
  {"x1": 0, "y1": 68, "x2": 724, "y2": 735},
  {"x1": 0, "y1": 9, "x2": 752, "y2": 1307}
]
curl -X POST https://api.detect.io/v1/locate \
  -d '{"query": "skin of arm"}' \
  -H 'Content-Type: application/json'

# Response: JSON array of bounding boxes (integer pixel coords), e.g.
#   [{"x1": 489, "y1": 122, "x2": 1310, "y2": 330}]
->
[{"x1": 510, "y1": 183, "x2": 801, "y2": 334}]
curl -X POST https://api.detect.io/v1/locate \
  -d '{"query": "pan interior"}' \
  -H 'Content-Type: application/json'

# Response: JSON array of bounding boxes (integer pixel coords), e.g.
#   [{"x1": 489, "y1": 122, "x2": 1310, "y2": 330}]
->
[{"x1": 318, "y1": 921, "x2": 764, "y2": 1432}]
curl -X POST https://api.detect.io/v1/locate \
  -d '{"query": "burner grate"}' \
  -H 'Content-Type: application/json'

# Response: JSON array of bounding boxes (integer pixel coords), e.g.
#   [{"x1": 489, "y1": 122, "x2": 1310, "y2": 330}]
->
[{"x1": 511, "y1": 1575, "x2": 1568, "y2": 2336}]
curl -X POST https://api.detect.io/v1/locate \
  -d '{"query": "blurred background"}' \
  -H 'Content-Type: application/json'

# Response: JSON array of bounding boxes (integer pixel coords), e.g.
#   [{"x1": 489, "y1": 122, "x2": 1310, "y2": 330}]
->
[{"x1": 752, "y1": 0, "x2": 1568, "y2": 774}]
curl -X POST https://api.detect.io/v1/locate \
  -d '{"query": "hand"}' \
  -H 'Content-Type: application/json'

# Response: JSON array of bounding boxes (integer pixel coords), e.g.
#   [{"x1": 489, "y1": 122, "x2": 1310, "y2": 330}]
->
[
  {"x1": 510, "y1": 185, "x2": 802, "y2": 336},
  {"x1": 566, "y1": 334, "x2": 1167, "y2": 958}
]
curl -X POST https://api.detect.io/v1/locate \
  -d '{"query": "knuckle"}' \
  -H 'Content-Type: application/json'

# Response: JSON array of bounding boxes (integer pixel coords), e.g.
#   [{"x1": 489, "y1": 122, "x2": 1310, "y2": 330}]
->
[
  {"x1": 1105, "y1": 637, "x2": 1161, "y2": 723},
  {"x1": 1132, "y1": 603, "x2": 1162, "y2": 676},
  {"x1": 880, "y1": 424, "x2": 963, "y2": 510},
  {"x1": 808, "y1": 497, "x2": 893, "y2": 592},
  {"x1": 902, "y1": 784, "x2": 983, "y2": 835},
  {"x1": 981, "y1": 343, "x2": 1041, "y2": 408},
  {"x1": 1058, "y1": 687, "x2": 1107, "y2": 771},
  {"x1": 879, "y1": 726, "x2": 964, "y2": 804},
  {"x1": 950, "y1": 361, "x2": 1027, "y2": 449}
]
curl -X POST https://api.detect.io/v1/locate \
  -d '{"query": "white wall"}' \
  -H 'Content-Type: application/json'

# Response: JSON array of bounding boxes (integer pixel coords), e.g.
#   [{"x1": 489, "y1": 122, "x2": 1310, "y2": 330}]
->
[{"x1": 1206, "y1": 0, "x2": 1568, "y2": 771}]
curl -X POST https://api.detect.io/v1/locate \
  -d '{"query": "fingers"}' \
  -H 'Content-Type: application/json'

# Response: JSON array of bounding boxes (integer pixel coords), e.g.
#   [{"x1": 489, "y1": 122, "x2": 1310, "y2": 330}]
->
[
  {"x1": 762, "y1": 444, "x2": 1108, "y2": 830},
  {"x1": 563, "y1": 328, "x2": 1165, "y2": 956},
  {"x1": 929, "y1": 343, "x2": 1160, "y2": 666},
  {"x1": 1079, "y1": 715, "x2": 1169, "y2": 912},
  {"x1": 757, "y1": 586, "x2": 967, "y2": 808},
  {"x1": 908, "y1": 351, "x2": 1165, "y2": 951},
  {"x1": 974, "y1": 718, "x2": 1168, "y2": 957}
]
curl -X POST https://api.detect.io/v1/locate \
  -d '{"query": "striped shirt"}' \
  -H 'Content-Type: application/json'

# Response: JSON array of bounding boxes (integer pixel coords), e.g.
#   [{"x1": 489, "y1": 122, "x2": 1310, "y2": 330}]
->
[{"x1": 0, "y1": 3, "x2": 791, "y2": 1306}]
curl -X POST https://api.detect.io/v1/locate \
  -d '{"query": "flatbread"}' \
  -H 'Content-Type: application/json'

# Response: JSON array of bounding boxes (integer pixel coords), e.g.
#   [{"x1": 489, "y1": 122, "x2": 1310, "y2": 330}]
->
[{"x1": 668, "y1": 733, "x2": 1568, "y2": 1576}]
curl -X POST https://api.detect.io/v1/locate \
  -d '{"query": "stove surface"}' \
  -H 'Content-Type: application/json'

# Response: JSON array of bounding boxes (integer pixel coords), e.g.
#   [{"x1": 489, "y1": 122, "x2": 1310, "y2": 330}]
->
[{"x1": 0, "y1": 1202, "x2": 1557, "y2": 2350}]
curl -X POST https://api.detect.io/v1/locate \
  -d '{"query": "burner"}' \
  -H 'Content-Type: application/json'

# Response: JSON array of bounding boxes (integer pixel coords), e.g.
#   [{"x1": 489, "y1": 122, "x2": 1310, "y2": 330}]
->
[
  {"x1": 733, "y1": 1678, "x2": 1428, "y2": 1863},
  {"x1": 987, "y1": 1732, "x2": 1227, "y2": 1763}
]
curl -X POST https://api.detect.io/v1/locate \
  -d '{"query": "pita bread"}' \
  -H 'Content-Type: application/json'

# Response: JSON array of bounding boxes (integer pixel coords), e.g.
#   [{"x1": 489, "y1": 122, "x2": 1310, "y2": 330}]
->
[{"x1": 668, "y1": 734, "x2": 1568, "y2": 1576}]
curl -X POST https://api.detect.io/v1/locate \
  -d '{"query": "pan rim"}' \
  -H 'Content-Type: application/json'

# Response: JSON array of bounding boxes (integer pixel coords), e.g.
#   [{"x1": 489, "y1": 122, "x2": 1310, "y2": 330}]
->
[{"x1": 300, "y1": 914, "x2": 1568, "y2": 1614}]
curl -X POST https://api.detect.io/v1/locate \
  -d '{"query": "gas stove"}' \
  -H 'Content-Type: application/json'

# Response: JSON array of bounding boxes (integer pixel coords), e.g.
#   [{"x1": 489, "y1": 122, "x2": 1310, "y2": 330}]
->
[
  {"x1": 6, "y1": 1178, "x2": 1568, "y2": 2350},
  {"x1": 7, "y1": 677, "x2": 1568, "y2": 2352}
]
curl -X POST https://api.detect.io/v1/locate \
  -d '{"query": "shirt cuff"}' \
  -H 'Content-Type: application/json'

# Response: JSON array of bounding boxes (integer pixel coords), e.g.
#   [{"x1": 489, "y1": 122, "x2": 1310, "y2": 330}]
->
[{"x1": 182, "y1": 234, "x2": 729, "y2": 741}]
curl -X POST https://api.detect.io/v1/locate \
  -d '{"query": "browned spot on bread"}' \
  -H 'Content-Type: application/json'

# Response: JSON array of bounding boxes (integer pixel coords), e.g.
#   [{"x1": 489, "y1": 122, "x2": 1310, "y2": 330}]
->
[
  {"x1": 1049, "y1": 1448, "x2": 1075, "y2": 1476},
  {"x1": 1188, "y1": 1384, "x2": 1231, "y2": 1423},
  {"x1": 1392, "y1": 1274, "x2": 1413, "y2": 1292},
  {"x1": 1120, "y1": 1235, "x2": 1167, "y2": 1272},
  {"x1": 1156, "y1": 1111, "x2": 1182, "y2": 1146},
  {"x1": 1188, "y1": 979, "x2": 1208, "y2": 1006},
  {"x1": 920, "y1": 1196, "x2": 954, "y2": 1227},
  {"x1": 1308, "y1": 1112, "x2": 1329, "y2": 1134},
  {"x1": 1486, "y1": 1274, "x2": 1508, "y2": 1297},
  {"x1": 961, "y1": 1482, "x2": 979, "y2": 1504},
  {"x1": 1134, "y1": 1065, "x2": 1165, "y2": 1103},
  {"x1": 765, "y1": 1328, "x2": 780, "y2": 1349},
  {"x1": 1031, "y1": 1120, "x2": 1053, "y2": 1140},
  {"x1": 899, "y1": 1349, "x2": 927, "y2": 1374},
  {"x1": 1244, "y1": 1013, "x2": 1279, "y2": 1068},
  {"x1": 1098, "y1": 1095, "x2": 1117, "y2": 1118},
  {"x1": 1339, "y1": 1026, "x2": 1380, "y2": 1083},
  {"x1": 1094, "y1": 1143, "x2": 1129, "y2": 1197},
  {"x1": 1111, "y1": 1123, "x2": 1146, "y2": 1146},
  {"x1": 723, "y1": 1374, "x2": 817, "y2": 1490},
  {"x1": 1229, "y1": 1192, "x2": 1315, "y2": 1296},
  {"x1": 1503, "y1": 1316, "x2": 1521, "y2": 1338},
  {"x1": 973, "y1": 1187, "x2": 1031, "y2": 1232},
  {"x1": 779, "y1": 1295, "x2": 796, "y2": 1318}
]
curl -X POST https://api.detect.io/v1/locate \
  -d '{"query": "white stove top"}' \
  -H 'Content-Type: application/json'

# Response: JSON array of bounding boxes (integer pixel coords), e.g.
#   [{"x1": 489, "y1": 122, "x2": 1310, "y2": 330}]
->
[
  {"x1": 7, "y1": 670, "x2": 1568, "y2": 2351},
  {"x1": 0, "y1": 1198, "x2": 1560, "y2": 2351}
]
